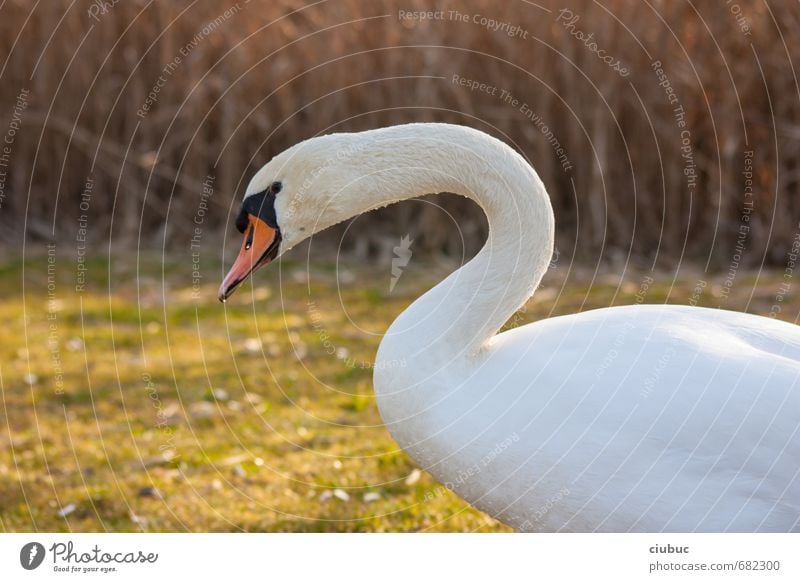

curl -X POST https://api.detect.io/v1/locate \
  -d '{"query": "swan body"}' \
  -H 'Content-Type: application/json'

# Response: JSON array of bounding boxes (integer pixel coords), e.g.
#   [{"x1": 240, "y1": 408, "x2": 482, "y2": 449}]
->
[{"x1": 220, "y1": 123, "x2": 800, "y2": 531}]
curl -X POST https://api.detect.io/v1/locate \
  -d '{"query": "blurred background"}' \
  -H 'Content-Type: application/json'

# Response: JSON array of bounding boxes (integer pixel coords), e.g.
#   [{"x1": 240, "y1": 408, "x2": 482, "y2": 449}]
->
[
  {"x1": 1, "y1": 0, "x2": 799, "y2": 264},
  {"x1": 2, "y1": 0, "x2": 799, "y2": 532}
]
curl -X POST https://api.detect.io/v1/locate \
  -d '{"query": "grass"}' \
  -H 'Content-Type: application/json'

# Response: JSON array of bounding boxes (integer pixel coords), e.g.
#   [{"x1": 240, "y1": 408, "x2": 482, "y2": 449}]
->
[{"x1": 1, "y1": 252, "x2": 798, "y2": 532}]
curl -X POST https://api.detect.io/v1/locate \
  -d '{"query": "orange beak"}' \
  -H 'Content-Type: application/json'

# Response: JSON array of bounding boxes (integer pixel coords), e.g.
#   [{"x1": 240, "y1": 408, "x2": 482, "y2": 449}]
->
[{"x1": 218, "y1": 215, "x2": 280, "y2": 302}]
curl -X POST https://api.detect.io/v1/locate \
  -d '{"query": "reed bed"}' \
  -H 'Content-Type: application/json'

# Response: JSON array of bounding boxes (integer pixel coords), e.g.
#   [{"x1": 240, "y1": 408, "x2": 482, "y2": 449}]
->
[{"x1": 0, "y1": 0, "x2": 798, "y2": 268}]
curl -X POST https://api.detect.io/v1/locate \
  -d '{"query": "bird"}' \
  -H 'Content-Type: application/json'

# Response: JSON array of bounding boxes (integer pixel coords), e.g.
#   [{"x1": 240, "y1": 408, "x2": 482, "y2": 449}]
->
[{"x1": 219, "y1": 123, "x2": 800, "y2": 532}]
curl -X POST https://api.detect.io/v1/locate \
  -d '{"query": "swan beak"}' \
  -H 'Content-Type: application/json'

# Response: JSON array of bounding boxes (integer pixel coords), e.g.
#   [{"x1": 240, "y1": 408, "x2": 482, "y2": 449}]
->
[{"x1": 218, "y1": 215, "x2": 280, "y2": 302}]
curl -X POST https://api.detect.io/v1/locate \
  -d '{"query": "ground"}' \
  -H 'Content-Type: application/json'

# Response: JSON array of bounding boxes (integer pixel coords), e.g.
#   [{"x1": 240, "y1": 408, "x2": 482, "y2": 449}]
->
[{"x1": 0, "y1": 251, "x2": 797, "y2": 532}]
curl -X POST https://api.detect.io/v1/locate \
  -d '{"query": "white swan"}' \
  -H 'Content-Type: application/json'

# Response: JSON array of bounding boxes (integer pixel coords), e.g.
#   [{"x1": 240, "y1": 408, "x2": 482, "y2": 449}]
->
[{"x1": 219, "y1": 123, "x2": 800, "y2": 532}]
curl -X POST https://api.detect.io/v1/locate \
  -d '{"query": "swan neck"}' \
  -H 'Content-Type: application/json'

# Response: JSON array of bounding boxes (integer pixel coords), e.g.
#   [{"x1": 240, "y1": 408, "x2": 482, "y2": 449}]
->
[{"x1": 369, "y1": 125, "x2": 554, "y2": 360}]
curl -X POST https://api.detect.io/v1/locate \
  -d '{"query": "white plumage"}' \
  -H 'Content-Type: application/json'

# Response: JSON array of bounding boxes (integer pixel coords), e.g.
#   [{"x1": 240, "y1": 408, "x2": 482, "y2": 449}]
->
[{"x1": 238, "y1": 123, "x2": 800, "y2": 531}]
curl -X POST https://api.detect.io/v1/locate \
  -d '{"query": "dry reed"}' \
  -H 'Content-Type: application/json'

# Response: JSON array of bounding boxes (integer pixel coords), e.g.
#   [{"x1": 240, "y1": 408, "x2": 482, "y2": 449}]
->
[{"x1": 0, "y1": 0, "x2": 798, "y2": 268}]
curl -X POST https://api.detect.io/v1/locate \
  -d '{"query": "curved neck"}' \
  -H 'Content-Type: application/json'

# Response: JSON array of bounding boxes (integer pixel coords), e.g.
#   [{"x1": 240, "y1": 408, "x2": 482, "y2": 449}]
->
[{"x1": 343, "y1": 124, "x2": 554, "y2": 361}]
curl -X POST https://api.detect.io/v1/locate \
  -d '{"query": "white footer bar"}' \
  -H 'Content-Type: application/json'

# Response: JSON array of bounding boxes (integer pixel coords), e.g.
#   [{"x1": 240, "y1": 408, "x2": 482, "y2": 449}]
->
[{"x1": 1, "y1": 533, "x2": 797, "y2": 581}]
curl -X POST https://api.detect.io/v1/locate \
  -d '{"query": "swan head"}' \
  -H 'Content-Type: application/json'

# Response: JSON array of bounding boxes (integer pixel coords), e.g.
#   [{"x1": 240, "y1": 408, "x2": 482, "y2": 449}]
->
[{"x1": 219, "y1": 132, "x2": 370, "y2": 301}]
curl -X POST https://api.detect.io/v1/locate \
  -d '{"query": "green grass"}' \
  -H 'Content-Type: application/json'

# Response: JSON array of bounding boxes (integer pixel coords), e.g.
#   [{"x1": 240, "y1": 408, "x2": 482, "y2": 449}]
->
[{"x1": 1, "y1": 252, "x2": 797, "y2": 532}]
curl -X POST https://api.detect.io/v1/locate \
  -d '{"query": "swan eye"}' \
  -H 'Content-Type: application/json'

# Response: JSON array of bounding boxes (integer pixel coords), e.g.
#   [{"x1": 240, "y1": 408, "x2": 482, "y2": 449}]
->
[{"x1": 239, "y1": 185, "x2": 280, "y2": 230}]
